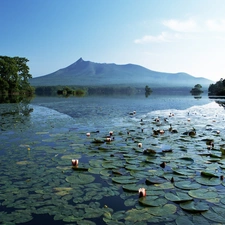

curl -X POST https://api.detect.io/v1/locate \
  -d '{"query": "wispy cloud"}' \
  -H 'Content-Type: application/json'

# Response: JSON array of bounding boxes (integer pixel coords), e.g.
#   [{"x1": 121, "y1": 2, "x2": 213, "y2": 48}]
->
[
  {"x1": 134, "y1": 18, "x2": 225, "y2": 45},
  {"x1": 206, "y1": 19, "x2": 225, "y2": 32},
  {"x1": 134, "y1": 32, "x2": 181, "y2": 44},
  {"x1": 162, "y1": 19, "x2": 198, "y2": 32}
]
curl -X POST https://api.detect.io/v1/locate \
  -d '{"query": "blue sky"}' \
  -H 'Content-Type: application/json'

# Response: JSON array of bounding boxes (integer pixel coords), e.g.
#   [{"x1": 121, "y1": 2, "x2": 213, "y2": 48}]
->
[{"x1": 1, "y1": 0, "x2": 225, "y2": 81}]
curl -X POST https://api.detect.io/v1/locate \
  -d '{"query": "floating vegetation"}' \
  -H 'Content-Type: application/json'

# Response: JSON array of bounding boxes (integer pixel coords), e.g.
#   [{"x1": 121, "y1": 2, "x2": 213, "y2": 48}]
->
[{"x1": 1, "y1": 100, "x2": 225, "y2": 224}]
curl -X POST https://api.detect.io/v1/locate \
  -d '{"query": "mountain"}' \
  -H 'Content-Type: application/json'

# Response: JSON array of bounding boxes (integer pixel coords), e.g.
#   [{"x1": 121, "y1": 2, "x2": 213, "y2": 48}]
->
[{"x1": 30, "y1": 58, "x2": 213, "y2": 88}]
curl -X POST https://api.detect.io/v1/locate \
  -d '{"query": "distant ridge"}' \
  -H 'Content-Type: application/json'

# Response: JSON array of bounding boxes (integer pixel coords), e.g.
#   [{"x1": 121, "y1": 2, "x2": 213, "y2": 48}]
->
[{"x1": 30, "y1": 58, "x2": 212, "y2": 88}]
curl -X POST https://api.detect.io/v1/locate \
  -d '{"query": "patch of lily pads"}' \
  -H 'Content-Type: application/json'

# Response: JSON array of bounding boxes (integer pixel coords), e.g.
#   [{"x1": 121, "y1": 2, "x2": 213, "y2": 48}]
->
[{"x1": 1, "y1": 102, "x2": 225, "y2": 225}]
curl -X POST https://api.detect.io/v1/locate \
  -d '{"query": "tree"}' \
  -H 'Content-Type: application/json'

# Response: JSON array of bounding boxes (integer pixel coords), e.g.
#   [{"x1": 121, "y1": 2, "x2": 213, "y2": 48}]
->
[
  {"x1": 190, "y1": 84, "x2": 203, "y2": 94},
  {"x1": 0, "y1": 56, "x2": 33, "y2": 95},
  {"x1": 145, "y1": 85, "x2": 152, "y2": 97},
  {"x1": 194, "y1": 84, "x2": 202, "y2": 89},
  {"x1": 208, "y1": 78, "x2": 225, "y2": 96}
]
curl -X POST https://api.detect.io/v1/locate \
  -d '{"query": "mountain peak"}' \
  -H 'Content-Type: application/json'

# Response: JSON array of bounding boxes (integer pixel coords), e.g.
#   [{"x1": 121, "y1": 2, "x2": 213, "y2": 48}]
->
[{"x1": 77, "y1": 57, "x2": 84, "y2": 63}]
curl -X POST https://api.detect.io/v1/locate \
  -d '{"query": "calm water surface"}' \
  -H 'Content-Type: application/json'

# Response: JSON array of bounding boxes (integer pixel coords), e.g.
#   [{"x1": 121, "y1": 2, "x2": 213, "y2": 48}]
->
[{"x1": 30, "y1": 93, "x2": 214, "y2": 131}]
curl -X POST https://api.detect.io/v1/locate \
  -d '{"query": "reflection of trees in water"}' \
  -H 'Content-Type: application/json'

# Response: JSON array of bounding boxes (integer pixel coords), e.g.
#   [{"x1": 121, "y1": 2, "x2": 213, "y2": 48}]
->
[
  {"x1": 191, "y1": 93, "x2": 202, "y2": 100},
  {"x1": 0, "y1": 97, "x2": 33, "y2": 131},
  {"x1": 215, "y1": 100, "x2": 225, "y2": 109}
]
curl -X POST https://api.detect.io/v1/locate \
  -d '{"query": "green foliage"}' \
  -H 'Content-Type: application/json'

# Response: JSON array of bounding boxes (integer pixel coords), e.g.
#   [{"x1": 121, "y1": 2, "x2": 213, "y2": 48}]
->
[
  {"x1": 190, "y1": 84, "x2": 203, "y2": 94},
  {"x1": 57, "y1": 86, "x2": 86, "y2": 96},
  {"x1": 35, "y1": 86, "x2": 59, "y2": 95},
  {"x1": 34, "y1": 85, "x2": 86, "y2": 96},
  {"x1": 208, "y1": 78, "x2": 225, "y2": 96},
  {"x1": 0, "y1": 56, "x2": 33, "y2": 96},
  {"x1": 145, "y1": 85, "x2": 152, "y2": 97},
  {"x1": 87, "y1": 86, "x2": 136, "y2": 95}
]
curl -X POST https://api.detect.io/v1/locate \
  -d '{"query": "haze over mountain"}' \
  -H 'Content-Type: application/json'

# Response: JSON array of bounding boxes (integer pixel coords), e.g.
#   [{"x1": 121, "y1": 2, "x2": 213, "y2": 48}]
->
[{"x1": 30, "y1": 58, "x2": 212, "y2": 88}]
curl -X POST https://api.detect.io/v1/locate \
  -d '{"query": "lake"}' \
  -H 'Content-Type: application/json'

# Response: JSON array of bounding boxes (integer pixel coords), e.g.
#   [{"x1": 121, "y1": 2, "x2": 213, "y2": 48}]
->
[{"x1": 1, "y1": 93, "x2": 225, "y2": 225}]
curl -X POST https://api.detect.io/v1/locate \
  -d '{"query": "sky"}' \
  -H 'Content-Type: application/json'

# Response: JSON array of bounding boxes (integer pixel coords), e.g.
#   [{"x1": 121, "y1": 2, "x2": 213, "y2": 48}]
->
[{"x1": 1, "y1": 0, "x2": 225, "y2": 81}]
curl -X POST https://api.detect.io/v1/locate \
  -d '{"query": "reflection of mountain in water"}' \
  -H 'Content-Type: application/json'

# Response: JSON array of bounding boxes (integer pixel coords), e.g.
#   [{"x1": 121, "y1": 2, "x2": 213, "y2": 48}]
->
[{"x1": 30, "y1": 94, "x2": 212, "y2": 127}]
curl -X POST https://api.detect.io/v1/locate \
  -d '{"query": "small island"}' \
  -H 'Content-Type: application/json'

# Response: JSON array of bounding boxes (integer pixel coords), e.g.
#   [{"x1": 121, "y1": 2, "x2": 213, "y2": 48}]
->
[
  {"x1": 145, "y1": 85, "x2": 152, "y2": 97},
  {"x1": 190, "y1": 84, "x2": 203, "y2": 95}
]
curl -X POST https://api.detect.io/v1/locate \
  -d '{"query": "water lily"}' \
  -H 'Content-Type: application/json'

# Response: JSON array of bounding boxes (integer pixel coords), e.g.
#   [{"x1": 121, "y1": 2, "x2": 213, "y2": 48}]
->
[
  {"x1": 71, "y1": 159, "x2": 79, "y2": 166},
  {"x1": 106, "y1": 137, "x2": 111, "y2": 142},
  {"x1": 139, "y1": 188, "x2": 146, "y2": 198}
]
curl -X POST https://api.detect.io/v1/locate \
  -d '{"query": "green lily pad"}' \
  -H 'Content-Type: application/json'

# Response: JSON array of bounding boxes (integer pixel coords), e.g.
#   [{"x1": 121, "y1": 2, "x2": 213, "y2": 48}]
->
[
  {"x1": 139, "y1": 196, "x2": 167, "y2": 207},
  {"x1": 125, "y1": 165, "x2": 143, "y2": 171},
  {"x1": 192, "y1": 215, "x2": 211, "y2": 225},
  {"x1": 66, "y1": 174, "x2": 95, "y2": 185},
  {"x1": 165, "y1": 191, "x2": 192, "y2": 202},
  {"x1": 188, "y1": 188, "x2": 218, "y2": 199},
  {"x1": 125, "y1": 208, "x2": 153, "y2": 222},
  {"x1": 176, "y1": 216, "x2": 194, "y2": 225},
  {"x1": 174, "y1": 180, "x2": 201, "y2": 190},
  {"x1": 202, "y1": 209, "x2": 225, "y2": 223},
  {"x1": 149, "y1": 204, "x2": 177, "y2": 216},
  {"x1": 201, "y1": 171, "x2": 219, "y2": 177},
  {"x1": 122, "y1": 184, "x2": 144, "y2": 192},
  {"x1": 172, "y1": 168, "x2": 195, "y2": 176},
  {"x1": 112, "y1": 176, "x2": 137, "y2": 184},
  {"x1": 176, "y1": 157, "x2": 194, "y2": 165},
  {"x1": 196, "y1": 177, "x2": 221, "y2": 186},
  {"x1": 146, "y1": 176, "x2": 166, "y2": 185},
  {"x1": 154, "y1": 182, "x2": 174, "y2": 190},
  {"x1": 180, "y1": 201, "x2": 209, "y2": 212}
]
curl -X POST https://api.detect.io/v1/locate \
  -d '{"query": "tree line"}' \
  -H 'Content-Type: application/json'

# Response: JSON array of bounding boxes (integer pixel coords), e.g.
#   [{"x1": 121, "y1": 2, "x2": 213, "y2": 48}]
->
[
  {"x1": 208, "y1": 78, "x2": 225, "y2": 96},
  {"x1": 7, "y1": 55, "x2": 225, "y2": 99}
]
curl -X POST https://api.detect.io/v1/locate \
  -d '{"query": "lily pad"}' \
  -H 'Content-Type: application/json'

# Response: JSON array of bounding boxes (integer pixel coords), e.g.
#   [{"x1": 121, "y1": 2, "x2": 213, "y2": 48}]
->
[
  {"x1": 196, "y1": 177, "x2": 221, "y2": 186},
  {"x1": 149, "y1": 204, "x2": 177, "y2": 216},
  {"x1": 180, "y1": 201, "x2": 209, "y2": 212},
  {"x1": 165, "y1": 191, "x2": 192, "y2": 202},
  {"x1": 139, "y1": 196, "x2": 167, "y2": 207},
  {"x1": 188, "y1": 188, "x2": 218, "y2": 199},
  {"x1": 176, "y1": 216, "x2": 194, "y2": 225},
  {"x1": 201, "y1": 171, "x2": 219, "y2": 178},
  {"x1": 112, "y1": 176, "x2": 137, "y2": 184},
  {"x1": 172, "y1": 168, "x2": 195, "y2": 176},
  {"x1": 174, "y1": 180, "x2": 201, "y2": 190},
  {"x1": 122, "y1": 184, "x2": 145, "y2": 192},
  {"x1": 146, "y1": 176, "x2": 167, "y2": 185},
  {"x1": 202, "y1": 209, "x2": 225, "y2": 223},
  {"x1": 66, "y1": 174, "x2": 95, "y2": 185}
]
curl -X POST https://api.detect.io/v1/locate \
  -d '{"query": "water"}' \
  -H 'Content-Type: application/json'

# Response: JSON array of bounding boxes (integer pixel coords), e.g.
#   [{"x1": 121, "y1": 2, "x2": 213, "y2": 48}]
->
[
  {"x1": 1, "y1": 93, "x2": 225, "y2": 225},
  {"x1": 30, "y1": 93, "x2": 213, "y2": 131}
]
